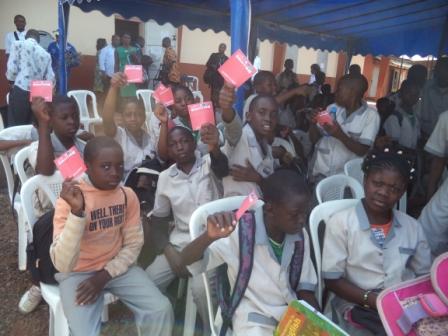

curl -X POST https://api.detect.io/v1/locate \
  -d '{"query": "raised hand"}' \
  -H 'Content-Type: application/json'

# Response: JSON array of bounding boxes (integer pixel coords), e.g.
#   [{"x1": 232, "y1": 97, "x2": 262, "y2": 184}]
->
[
  {"x1": 31, "y1": 97, "x2": 51, "y2": 125},
  {"x1": 206, "y1": 211, "x2": 236, "y2": 240},
  {"x1": 60, "y1": 179, "x2": 84, "y2": 216},
  {"x1": 219, "y1": 83, "x2": 236, "y2": 111},
  {"x1": 154, "y1": 103, "x2": 169, "y2": 124},
  {"x1": 200, "y1": 123, "x2": 219, "y2": 152},
  {"x1": 110, "y1": 72, "x2": 128, "y2": 88}
]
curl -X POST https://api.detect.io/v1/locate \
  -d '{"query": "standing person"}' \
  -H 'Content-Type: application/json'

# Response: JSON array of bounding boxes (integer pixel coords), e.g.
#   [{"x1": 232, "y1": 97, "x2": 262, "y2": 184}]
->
[
  {"x1": 99, "y1": 34, "x2": 120, "y2": 92},
  {"x1": 47, "y1": 32, "x2": 81, "y2": 86},
  {"x1": 276, "y1": 58, "x2": 298, "y2": 93},
  {"x1": 308, "y1": 63, "x2": 321, "y2": 84},
  {"x1": 6, "y1": 29, "x2": 54, "y2": 126},
  {"x1": 204, "y1": 43, "x2": 228, "y2": 107},
  {"x1": 407, "y1": 64, "x2": 428, "y2": 90},
  {"x1": 348, "y1": 64, "x2": 362, "y2": 76},
  {"x1": 93, "y1": 38, "x2": 107, "y2": 97},
  {"x1": 161, "y1": 37, "x2": 180, "y2": 85},
  {"x1": 4, "y1": 14, "x2": 27, "y2": 57},
  {"x1": 115, "y1": 33, "x2": 141, "y2": 97}
]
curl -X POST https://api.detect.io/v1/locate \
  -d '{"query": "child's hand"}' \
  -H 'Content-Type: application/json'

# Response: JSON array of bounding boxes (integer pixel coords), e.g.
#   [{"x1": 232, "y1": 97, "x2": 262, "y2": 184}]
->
[
  {"x1": 230, "y1": 160, "x2": 262, "y2": 184},
  {"x1": 110, "y1": 72, "x2": 128, "y2": 88},
  {"x1": 272, "y1": 146, "x2": 286, "y2": 160},
  {"x1": 206, "y1": 211, "x2": 236, "y2": 240},
  {"x1": 154, "y1": 103, "x2": 168, "y2": 124},
  {"x1": 60, "y1": 179, "x2": 84, "y2": 217},
  {"x1": 31, "y1": 97, "x2": 51, "y2": 125},
  {"x1": 322, "y1": 121, "x2": 344, "y2": 139},
  {"x1": 164, "y1": 244, "x2": 190, "y2": 278},
  {"x1": 219, "y1": 83, "x2": 236, "y2": 110},
  {"x1": 200, "y1": 123, "x2": 219, "y2": 152},
  {"x1": 76, "y1": 270, "x2": 111, "y2": 306}
]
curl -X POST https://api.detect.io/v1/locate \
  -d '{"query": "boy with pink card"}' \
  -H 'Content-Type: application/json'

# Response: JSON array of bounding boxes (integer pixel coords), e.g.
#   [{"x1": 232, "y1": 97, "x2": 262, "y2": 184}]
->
[
  {"x1": 124, "y1": 65, "x2": 143, "y2": 83},
  {"x1": 187, "y1": 101, "x2": 215, "y2": 131},
  {"x1": 30, "y1": 80, "x2": 53, "y2": 102},
  {"x1": 218, "y1": 49, "x2": 257, "y2": 88}
]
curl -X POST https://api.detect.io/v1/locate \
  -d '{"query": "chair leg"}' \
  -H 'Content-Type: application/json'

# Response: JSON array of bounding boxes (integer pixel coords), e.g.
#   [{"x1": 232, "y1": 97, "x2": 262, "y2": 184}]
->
[
  {"x1": 48, "y1": 307, "x2": 55, "y2": 336},
  {"x1": 183, "y1": 280, "x2": 197, "y2": 336},
  {"x1": 53, "y1": 302, "x2": 70, "y2": 336},
  {"x1": 17, "y1": 207, "x2": 27, "y2": 271},
  {"x1": 101, "y1": 304, "x2": 109, "y2": 322}
]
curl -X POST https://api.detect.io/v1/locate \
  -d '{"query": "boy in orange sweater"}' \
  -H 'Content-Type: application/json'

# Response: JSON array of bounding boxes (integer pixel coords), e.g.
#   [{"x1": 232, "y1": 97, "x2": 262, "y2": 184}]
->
[{"x1": 50, "y1": 136, "x2": 173, "y2": 336}]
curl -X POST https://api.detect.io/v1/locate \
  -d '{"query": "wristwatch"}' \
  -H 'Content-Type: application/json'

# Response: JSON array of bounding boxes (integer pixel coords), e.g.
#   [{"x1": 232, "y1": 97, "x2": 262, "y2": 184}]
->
[{"x1": 363, "y1": 290, "x2": 372, "y2": 308}]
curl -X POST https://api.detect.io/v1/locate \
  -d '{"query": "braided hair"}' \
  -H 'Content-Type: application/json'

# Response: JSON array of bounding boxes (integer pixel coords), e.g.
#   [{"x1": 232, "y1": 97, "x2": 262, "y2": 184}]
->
[{"x1": 362, "y1": 147, "x2": 415, "y2": 184}]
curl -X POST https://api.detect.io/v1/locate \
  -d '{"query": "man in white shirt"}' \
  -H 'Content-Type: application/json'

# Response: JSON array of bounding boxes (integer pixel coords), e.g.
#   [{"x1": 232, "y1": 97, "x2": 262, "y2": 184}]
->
[
  {"x1": 6, "y1": 30, "x2": 55, "y2": 126},
  {"x1": 99, "y1": 34, "x2": 120, "y2": 90},
  {"x1": 4, "y1": 14, "x2": 27, "y2": 56}
]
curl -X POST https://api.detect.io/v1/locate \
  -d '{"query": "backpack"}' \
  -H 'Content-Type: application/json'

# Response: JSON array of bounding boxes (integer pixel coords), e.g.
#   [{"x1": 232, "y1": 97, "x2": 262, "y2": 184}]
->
[
  {"x1": 216, "y1": 211, "x2": 305, "y2": 336},
  {"x1": 26, "y1": 209, "x2": 57, "y2": 284}
]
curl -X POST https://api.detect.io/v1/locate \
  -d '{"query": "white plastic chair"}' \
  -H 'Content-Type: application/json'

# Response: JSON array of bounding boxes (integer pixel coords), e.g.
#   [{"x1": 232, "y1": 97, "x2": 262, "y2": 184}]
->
[
  {"x1": 6, "y1": 92, "x2": 9, "y2": 105},
  {"x1": 192, "y1": 90, "x2": 204, "y2": 103},
  {"x1": 183, "y1": 75, "x2": 199, "y2": 92},
  {"x1": 67, "y1": 90, "x2": 102, "y2": 134},
  {"x1": 316, "y1": 174, "x2": 364, "y2": 204},
  {"x1": 136, "y1": 89, "x2": 155, "y2": 115},
  {"x1": 20, "y1": 172, "x2": 115, "y2": 336},
  {"x1": 14, "y1": 145, "x2": 31, "y2": 185},
  {"x1": 189, "y1": 196, "x2": 265, "y2": 336},
  {"x1": 308, "y1": 199, "x2": 358, "y2": 307}
]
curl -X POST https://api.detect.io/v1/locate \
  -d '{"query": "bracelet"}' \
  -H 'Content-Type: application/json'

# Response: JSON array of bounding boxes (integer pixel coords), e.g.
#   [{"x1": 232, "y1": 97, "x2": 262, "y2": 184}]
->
[{"x1": 363, "y1": 290, "x2": 372, "y2": 308}]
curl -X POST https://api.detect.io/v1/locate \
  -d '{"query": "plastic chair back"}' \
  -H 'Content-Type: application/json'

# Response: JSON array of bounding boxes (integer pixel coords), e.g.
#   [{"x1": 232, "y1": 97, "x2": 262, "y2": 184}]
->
[
  {"x1": 192, "y1": 90, "x2": 204, "y2": 103},
  {"x1": 316, "y1": 174, "x2": 364, "y2": 204},
  {"x1": 344, "y1": 157, "x2": 364, "y2": 185},
  {"x1": 67, "y1": 90, "x2": 101, "y2": 133},
  {"x1": 14, "y1": 145, "x2": 31, "y2": 185},
  {"x1": 309, "y1": 199, "x2": 359, "y2": 306},
  {"x1": 136, "y1": 89, "x2": 155, "y2": 115},
  {"x1": 183, "y1": 75, "x2": 199, "y2": 92}
]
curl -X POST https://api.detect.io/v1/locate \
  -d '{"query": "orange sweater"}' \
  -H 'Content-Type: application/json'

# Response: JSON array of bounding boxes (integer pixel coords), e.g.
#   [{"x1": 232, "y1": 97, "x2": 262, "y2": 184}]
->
[{"x1": 50, "y1": 178, "x2": 143, "y2": 277}]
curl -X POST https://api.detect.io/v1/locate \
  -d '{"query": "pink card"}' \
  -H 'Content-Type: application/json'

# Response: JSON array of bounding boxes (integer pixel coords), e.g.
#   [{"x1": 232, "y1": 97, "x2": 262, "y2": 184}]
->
[
  {"x1": 235, "y1": 191, "x2": 259, "y2": 221},
  {"x1": 315, "y1": 111, "x2": 334, "y2": 126},
  {"x1": 30, "y1": 80, "x2": 53, "y2": 102},
  {"x1": 218, "y1": 49, "x2": 257, "y2": 88},
  {"x1": 188, "y1": 101, "x2": 215, "y2": 131},
  {"x1": 124, "y1": 65, "x2": 143, "y2": 83},
  {"x1": 153, "y1": 84, "x2": 174, "y2": 107},
  {"x1": 54, "y1": 146, "x2": 87, "y2": 180}
]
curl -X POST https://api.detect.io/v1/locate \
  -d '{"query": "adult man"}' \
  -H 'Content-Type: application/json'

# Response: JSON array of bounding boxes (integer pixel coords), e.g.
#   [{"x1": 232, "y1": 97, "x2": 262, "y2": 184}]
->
[
  {"x1": 161, "y1": 37, "x2": 180, "y2": 85},
  {"x1": 4, "y1": 14, "x2": 27, "y2": 57},
  {"x1": 6, "y1": 30, "x2": 54, "y2": 126},
  {"x1": 47, "y1": 32, "x2": 80, "y2": 85},
  {"x1": 276, "y1": 59, "x2": 298, "y2": 93},
  {"x1": 99, "y1": 34, "x2": 120, "y2": 90},
  {"x1": 204, "y1": 43, "x2": 228, "y2": 107}
]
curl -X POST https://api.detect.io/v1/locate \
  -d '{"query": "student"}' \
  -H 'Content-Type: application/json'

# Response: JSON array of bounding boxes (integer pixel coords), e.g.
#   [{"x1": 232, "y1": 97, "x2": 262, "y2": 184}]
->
[
  {"x1": 145, "y1": 125, "x2": 228, "y2": 332},
  {"x1": 18, "y1": 96, "x2": 91, "y2": 314},
  {"x1": 322, "y1": 149, "x2": 431, "y2": 335},
  {"x1": 383, "y1": 80, "x2": 421, "y2": 152},
  {"x1": 374, "y1": 97, "x2": 395, "y2": 149},
  {"x1": 220, "y1": 84, "x2": 277, "y2": 197},
  {"x1": 102, "y1": 72, "x2": 156, "y2": 180},
  {"x1": 181, "y1": 170, "x2": 318, "y2": 336},
  {"x1": 50, "y1": 136, "x2": 173, "y2": 336},
  {"x1": 309, "y1": 74, "x2": 380, "y2": 182}
]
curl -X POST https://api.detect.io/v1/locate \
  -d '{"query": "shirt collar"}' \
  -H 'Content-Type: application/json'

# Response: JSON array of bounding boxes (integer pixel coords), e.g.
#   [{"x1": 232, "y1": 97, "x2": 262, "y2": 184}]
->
[
  {"x1": 340, "y1": 100, "x2": 368, "y2": 122},
  {"x1": 355, "y1": 199, "x2": 402, "y2": 231}
]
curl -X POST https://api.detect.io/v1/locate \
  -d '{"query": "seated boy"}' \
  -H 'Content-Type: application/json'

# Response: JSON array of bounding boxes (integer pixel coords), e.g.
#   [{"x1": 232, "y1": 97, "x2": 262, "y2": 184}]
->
[
  {"x1": 309, "y1": 74, "x2": 380, "y2": 182},
  {"x1": 51, "y1": 136, "x2": 173, "y2": 336},
  {"x1": 145, "y1": 124, "x2": 228, "y2": 332},
  {"x1": 181, "y1": 170, "x2": 319, "y2": 336}
]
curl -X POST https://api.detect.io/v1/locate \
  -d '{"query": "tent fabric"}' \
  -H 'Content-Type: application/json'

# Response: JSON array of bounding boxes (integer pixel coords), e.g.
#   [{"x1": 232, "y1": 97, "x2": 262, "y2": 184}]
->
[{"x1": 65, "y1": 0, "x2": 448, "y2": 57}]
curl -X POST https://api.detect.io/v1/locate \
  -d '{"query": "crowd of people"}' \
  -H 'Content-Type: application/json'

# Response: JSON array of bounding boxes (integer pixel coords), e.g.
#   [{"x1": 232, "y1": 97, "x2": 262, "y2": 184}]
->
[{"x1": 2, "y1": 12, "x2": 448, "y2": 336}]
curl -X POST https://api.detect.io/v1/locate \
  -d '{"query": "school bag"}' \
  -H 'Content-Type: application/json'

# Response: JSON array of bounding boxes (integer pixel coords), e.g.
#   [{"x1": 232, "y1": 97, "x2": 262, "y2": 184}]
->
[
  {"x1": 377, "y1": 252, "x2": 448, "y2": 336},
  {"x1": 216, "y1": 211, "x2": 305, "y2": 336}
]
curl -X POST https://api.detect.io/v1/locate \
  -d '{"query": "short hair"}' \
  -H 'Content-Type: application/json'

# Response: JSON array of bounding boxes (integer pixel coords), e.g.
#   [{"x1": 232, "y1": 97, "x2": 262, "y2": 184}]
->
[
  {"x1": 407, "y1": 64, "x2": 427, "y2": 84},
  {"x1": 349, "y1": 64, "x2": 361, "y2": 75},
  {"x1": 25, "y1": 29, "x2": 40, "y2": 42},
  {"x1": 121, "y1": 97, "x2": 145, "y2": 116},
  {"x1": 168, "y1": 125, "x2": 195, "y2": 142},
  {"x1": 14, "y1": 15, "x2": 25, "y2": 22},
  {"x1": 51, "y1": 95, "x2": 79, "y2": 115},
  {"x1": 261, "y1": 169, "x2": 310, "y2": 204},
  {"x1": 399, "y1": 79, "x2": 420, "y2": 94},
  {"x1": 253, "y1": 71, "x2": 275, "y2": 87},
  {"x1": 172, "y1": 84, "x2": 194, "y2": 100},
  {"x1": 84, "y1": 136, "x2": 123, "y2": 163},
  {"x1": 248, "y1": 94, "x2": 278, "y2": 114},
  {"x1": 376, "y1": 97, "x2": 395, "y2": 112},
  {"x1": 338, "y1": 74, "x2": 369, "y2": 97},
  {"x1": 311, "y1": 63, "x2": 320, "y2": 71},
  {"x1": 362, "y1": 147, "x2": 415, "y2": 183}
]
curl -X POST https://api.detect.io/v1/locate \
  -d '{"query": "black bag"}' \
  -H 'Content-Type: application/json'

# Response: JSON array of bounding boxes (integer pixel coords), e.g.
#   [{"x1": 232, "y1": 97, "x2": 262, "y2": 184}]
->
[{"x1": 26, "y1": 209, "x2": 58, "y2": 284}]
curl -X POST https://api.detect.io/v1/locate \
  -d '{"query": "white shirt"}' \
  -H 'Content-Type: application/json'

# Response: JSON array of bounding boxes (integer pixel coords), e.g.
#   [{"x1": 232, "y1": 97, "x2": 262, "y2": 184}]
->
[
  {"x1": 424, "y1": 110, "x2": 448, "y2": 158},
  {"x1": 6, "y1": 38, "x2": 55, "y2": 91},
  {"x1": 383, "y1": 104, "x2": 420, "y2": 149},
  {"x1": 189, "y1": 203, "x2": 317, "y2": 335},
  {"x1": 4, "y1": 30, "x2": 27, "y2": 54},
  {"x1": 98, "y1": 44, "x2": 115, "y2": 77},
  {"x1": 311, "y1": 102, "x2": 380, "y2": 177}
]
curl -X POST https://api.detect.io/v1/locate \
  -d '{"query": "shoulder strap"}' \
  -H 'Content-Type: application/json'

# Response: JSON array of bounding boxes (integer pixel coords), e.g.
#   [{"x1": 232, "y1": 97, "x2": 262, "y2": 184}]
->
[
  {"x1": 217, "y1": 211, "x2": 256, "y2": 336},
  {"x1": 392, "y1": 110, "x2": 404, "y2": 127},
  {"x1": 289, "y1": 238, "x2": 305, "y2": 292},
  {"x1": 14, "y1": 32, "x2": 19, "y2": 41}
]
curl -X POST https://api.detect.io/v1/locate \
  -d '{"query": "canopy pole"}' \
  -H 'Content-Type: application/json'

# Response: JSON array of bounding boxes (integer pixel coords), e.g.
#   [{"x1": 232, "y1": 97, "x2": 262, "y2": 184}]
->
[
  {"x1": 230, "y1": 0, "x2": 251, "y2": 117},
  {"x1": 248, "y1": 21, "x2": 258, "y2": 63},
  {"x1": 58, "y1": 1, "x2": 70, "y2": 95},
  {"x1": 437, "y1": 15, "x2": 448, "y2": 59},
  {"x1": 344, "y1": 40, "x2": 353, "y2": 74}
]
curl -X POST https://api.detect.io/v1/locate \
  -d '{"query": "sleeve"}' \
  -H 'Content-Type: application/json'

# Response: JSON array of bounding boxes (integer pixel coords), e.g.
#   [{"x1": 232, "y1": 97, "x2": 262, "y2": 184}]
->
[
  {"x1": 104, "y1": 188, "x2": 144, "y2": 278},
  {"x1": 6, "y1": 42, "x2": 19, "y2": 81},
  {"x1": 321, "y1": 213, "x2": 348, "y2": 280},
  {"x1": 187, "y1": 237, "x2": 229, "y2": 276},
  {"x1": 98, "y1": 48, "x2": 106, "y2": 71},
  {"x1": 4, "y1": 33, "x2": 11, "y2": 54},
  {"x1": 383, "y1": 114, "x2": 401, "y2": 141},
  {"x1": 297, "y1": 230, "x2": 317, "y2": 291},
  {"x1": 409, "y1": 223, "x2": 432, "y2": 276},
  {"x1": 359, "y1": 109, "x2": 381, "y2": 146},
  {"x1": 50, "y1": 198, "x2": 86, "y2": 273},
  {"x1": 209, "y1": 150, "x2": 229, "y2": 179},
  {"x1": 223, "y1": 114, "x2": 243, "y2": 147},
  {"x1": 425, "y1": 112, "x2": 448, "y2": 158}
]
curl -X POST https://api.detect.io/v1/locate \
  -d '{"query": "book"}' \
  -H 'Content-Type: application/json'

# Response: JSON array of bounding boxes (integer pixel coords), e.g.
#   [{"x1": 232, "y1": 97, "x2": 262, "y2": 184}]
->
[
  {"x1": 218, "y1": 49, "x2": 257, "y2": 88},
  {"x1": 153, "y1": 83, "x2": 175, "y2": 107},
  {"x1": 124, "y1": 65, "x2": 143, "y2": 83},
  {"x1": 275, "y1": 300, "x2": 349, "y2": 336},
  {"x1": 54, "y1": 146, "x2": 87, "y2": 180},
  {"x1": 188, "y1": 101, "x2": 215, "y2": 131},
  {"x1": 30, "y1": 80, "x2": 53, "y2": 102}
]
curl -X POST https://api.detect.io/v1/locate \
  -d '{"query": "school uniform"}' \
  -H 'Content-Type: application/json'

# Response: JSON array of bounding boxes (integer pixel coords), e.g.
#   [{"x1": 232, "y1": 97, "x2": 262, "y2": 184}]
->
[
  {"x1": 383, "y1": 103, "x2": 420, "y2": 149},
  {"x1": 188, "y1": 203, "x2": 317, "y2": 336},
  {"x1": 221, "y1": 115, "x2": 275, "y2": 197},
  {"x1": 113, "y1": 126, "x2": 156, "y2": 179},
  {"x1": 310, "y1": 102, "x2": 380, "y2": 179},
  {"x1": 322, "y1": 201, "x2": 431, "y2": 331}
]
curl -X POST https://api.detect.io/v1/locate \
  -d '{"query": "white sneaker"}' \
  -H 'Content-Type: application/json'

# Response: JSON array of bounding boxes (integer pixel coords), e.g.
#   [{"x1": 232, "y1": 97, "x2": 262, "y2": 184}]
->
[{"x1": 18, "y1": 285, "x2": 42, "y2": 314}]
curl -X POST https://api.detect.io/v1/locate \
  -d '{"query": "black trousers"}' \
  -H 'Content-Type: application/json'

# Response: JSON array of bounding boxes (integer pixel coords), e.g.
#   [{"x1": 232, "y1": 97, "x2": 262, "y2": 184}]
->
[{"x1": 8, "y1": 85, "x2": 32, "y2": 126}]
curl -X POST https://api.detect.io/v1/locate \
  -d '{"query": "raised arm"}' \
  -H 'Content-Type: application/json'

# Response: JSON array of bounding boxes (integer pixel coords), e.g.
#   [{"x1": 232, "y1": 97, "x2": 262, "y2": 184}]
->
[
  {"x1": 32, "y1": 98, "x2": 56, "y2": 175},
  {"x1": 219, "y1": 83, "x2": 243, "y2": 146},
  {"x1": 102, "y1": 72, "x2": 127, "y2": 137},
  {"x1": 200, "y1": 123, "x2": 229, "y2": 178},
  {"x1": 153, "y1": 103, "x2": 170, "y2": 161}
]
